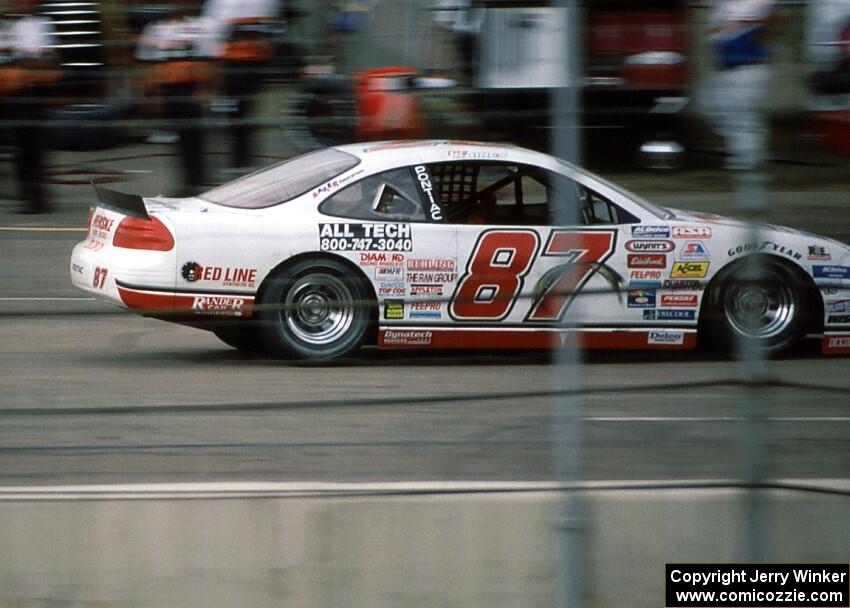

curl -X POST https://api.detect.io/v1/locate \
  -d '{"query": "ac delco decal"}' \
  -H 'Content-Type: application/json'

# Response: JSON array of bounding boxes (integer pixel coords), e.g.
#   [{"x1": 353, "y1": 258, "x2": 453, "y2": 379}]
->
[
  {"x1": 631, "y1": 226, "x2": 670, "y2": 239},
  {"x1": 670, "y1": 261, "x2": 709, "y2": 279},
  {"x1": 672, "y1": 226, "x2": 712, "y2": 239},
  {"x1": 628, "y1": 254, "x2": 666, "y2": 269},
  {"x1": 625, "y1": 240, "x2": 675, "y2": 253},
  {"x1": 661, "y1": 294, "x2": 698, "y2": 307},
  {"x1": 181, "y1": 261, "x2": 257, "y2": 287}
]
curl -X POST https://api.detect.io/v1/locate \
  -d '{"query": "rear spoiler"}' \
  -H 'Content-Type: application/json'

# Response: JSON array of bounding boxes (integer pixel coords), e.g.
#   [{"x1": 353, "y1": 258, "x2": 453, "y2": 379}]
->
[{"x1": 92, "y1": 183, "x2": 149, "y2": 219}]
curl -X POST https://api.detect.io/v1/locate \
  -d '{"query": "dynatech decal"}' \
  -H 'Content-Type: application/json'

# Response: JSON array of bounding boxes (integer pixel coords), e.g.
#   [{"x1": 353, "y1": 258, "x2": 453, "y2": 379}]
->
[{"x1": 382, "y1": 330, "x2": 433, "y2": 346}]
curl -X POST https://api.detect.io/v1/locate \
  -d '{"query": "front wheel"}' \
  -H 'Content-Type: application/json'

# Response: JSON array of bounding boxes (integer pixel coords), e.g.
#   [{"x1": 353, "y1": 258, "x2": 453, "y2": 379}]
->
[
  {"x1": 702, "y1": 256, "x2": 810, "y2": 356},
  {"x1": 257, "y1": 259, "x2": 370, "y2": 361}
]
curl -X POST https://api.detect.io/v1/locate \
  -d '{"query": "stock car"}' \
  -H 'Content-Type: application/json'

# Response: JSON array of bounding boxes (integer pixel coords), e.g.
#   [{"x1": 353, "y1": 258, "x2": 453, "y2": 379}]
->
[{"x1": 70, "y1": 140, "x2": 850, "y2": 360}]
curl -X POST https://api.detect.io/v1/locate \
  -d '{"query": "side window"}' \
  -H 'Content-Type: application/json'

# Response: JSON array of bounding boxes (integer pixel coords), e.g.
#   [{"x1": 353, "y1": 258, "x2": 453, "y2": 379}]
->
[
  {"x1": 319, "y1": 168, "x2": 426, "y2": 221},
  {"x1": 577, "y1": 186, "x2": 640, "y2": 225}
]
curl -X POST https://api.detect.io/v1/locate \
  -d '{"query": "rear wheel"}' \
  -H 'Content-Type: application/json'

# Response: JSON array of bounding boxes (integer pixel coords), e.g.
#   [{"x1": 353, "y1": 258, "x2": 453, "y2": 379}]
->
[
  {"x1": 702, "y1": 256, "x2": 810, "y2": 356},
  {"x1": 257, "y1": 258, "x2": 370, "y2": 360}
]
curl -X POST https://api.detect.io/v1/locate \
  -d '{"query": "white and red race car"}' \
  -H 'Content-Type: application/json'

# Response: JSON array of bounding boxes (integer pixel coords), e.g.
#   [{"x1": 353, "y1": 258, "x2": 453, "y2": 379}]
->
[{"x1": 71, "y1": 140, "x2": 850, "y2": 360}]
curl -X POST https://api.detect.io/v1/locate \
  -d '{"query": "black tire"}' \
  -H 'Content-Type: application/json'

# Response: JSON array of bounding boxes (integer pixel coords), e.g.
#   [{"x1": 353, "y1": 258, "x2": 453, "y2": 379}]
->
[
  {"x1": 701, "y1": 256, "x2": 810, "y2": 356},
  {"x1": 257, "y1": 258, "x2": 370, "y2": 360},
  {"x1": 213, "y1": 325, "x2": 264, "y2": 352}
]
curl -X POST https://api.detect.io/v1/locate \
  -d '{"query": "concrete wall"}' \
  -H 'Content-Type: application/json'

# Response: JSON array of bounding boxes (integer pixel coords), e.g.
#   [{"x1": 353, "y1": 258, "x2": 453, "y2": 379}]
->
[{"x1": 1, "y1": 483, "x2": 848, "y2": 608}]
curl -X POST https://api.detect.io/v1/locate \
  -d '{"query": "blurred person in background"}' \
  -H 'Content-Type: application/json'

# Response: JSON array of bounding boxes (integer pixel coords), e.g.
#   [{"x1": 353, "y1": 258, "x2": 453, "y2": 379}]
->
[
  {"x1": 431, "y1": 0, "x2": 483, "y2": 85},
  {"x1": 136, "y1": 1, "x2": 215, "y2": 195},
  {"x1": 0, "y1": 0, "x2": 57, "y2": 213},
  {"x1": 703, "y1": 0, "x2": 781, "y2": 171},
  {"x1": 202, "y1": 0, "x2": 280, "y2": 172}
]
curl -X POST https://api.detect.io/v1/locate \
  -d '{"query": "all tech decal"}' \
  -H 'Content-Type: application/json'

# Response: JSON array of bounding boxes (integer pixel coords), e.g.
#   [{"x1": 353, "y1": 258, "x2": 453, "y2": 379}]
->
[
  {"x1": 319, "y1": 223, "x2": 413, "y2": 252},
  {"x1": 670, "y1": 261, "x2": 709, "y2": 279}
]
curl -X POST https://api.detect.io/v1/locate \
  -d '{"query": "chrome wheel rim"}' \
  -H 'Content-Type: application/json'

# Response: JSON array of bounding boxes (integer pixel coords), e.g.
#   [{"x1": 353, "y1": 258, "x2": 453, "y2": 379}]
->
[
  {"x1": 723, "y1": 271, "x2": 796, "y2": 340},
  {"x1": 282, "y1": 273, "x2": 355, "y2": 346}
]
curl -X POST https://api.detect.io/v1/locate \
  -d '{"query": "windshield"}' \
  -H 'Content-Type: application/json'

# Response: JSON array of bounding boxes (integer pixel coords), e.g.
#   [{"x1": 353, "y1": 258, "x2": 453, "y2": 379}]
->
[
  {"x1": 556, "y1": 158, "x2": 673, "y2": 220},
  {"x1": 199, "y1": 149, "x2": 360, "y2": 209}
]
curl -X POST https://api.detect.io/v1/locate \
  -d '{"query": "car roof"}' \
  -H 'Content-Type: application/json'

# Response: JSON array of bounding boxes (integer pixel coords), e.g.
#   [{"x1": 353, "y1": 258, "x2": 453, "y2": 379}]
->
[{"x1": 333, "y1": 140, "x2": 564, "y2": 171}]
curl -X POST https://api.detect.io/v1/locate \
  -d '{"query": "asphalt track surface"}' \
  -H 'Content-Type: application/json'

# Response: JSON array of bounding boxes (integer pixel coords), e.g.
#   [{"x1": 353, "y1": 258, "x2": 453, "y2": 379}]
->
[{"x1": 1, "y1": 223, "x2": 849, "y2": 487}]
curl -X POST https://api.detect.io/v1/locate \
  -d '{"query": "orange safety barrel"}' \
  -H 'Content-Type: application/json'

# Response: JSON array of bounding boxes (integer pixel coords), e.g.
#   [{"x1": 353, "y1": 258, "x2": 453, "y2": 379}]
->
[
  {"x1": 355, "y1": 67, "x2": 425, "y2": 141},
  {"x1": 147, "y1": 60, "x2": 212, "y2": 86},
  {"x1": 222, "y1": 18, "x2": 274, "y2": 62}
]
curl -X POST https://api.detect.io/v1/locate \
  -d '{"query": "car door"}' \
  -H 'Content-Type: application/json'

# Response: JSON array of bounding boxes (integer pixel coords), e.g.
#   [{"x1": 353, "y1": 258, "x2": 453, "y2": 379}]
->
[
  {"x1": 432, "y1": 161, "x2": 632, "y2": 334},
  {"x1": 317, "y1": 165, "x2": 458, "y2": 326}
]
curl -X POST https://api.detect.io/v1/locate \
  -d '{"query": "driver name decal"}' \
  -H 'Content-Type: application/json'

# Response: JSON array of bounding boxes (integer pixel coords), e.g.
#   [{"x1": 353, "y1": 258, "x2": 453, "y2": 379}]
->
[{"x1": 320, "y1": 223, "x2": 413, "y2": 252}]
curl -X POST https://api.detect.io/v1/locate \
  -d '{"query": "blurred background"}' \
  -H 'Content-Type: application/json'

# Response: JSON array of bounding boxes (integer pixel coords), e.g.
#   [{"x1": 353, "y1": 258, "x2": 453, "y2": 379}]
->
[{"x1": 0, "y1": 1, "x2": 849, "y2": 607}]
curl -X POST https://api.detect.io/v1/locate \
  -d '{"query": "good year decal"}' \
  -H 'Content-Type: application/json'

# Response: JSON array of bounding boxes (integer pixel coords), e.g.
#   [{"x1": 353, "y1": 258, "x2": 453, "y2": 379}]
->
[{"x1": 449, "y1": 229, "x2": 617, "y2": 322}]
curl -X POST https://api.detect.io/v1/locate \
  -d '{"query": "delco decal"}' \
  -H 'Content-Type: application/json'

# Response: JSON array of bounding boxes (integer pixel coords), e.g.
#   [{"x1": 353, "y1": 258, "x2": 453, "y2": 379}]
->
[
  {"x1": 661, "y1": 294, "x2": 698, "y2": 307},
  {"x1": 648, "y1": 330, "x2": 685, "y2": 345},
  {"x1": 407, "y1": 259, "x2": 456, "y2": 271},
  {"x1": 813, "y1": 266, "x2": 850, "y2": 279},
  {"x1": 628, "y1": 290, "x2": 656, "y2": 308},
  {"x1": 643, "y1": 309, "x2": 696, "y2": 321},
  {"x1": 320, "y1": 223, "x2": 413, "y2": 252},
  {"x1": 827, "y1": 335, "x2": 850, "y2": 349},
  {"x1": 631, "y1": 226, "x2": 670, "y2": 239},
  {"x1": 384, "y1": 299, "x2": 404, "y2": 320},
  {"x1": 670, "y1": 262, "x2": 709, "y2": 279},
  {"x1": 181, "y1": 262, "x2": 257, "y2": 287},
  {"x1": 807, "y1": 245, "x2": 830, "y2": 261},
  {"x1": 628, "y1": 254, "x2": 666, "y2": 269},
  {"x1": 360, "y1": 252, "x2": 405, "y2": 267},
  {"x1": 672, "y1": 226, "x2": 711, "y2": 239},
  {"x1": 625, "y1": 240, "x2": 675, "y2": 253},
  {"x1": 680, "y1": 242, "x2": 709, "y2": 261},
  {"x1": 191, "y1": 296, "x2": 247, "y2": 316},
  {"x1": 382, "y1": 329, "x2": 433, "y2": 346}
]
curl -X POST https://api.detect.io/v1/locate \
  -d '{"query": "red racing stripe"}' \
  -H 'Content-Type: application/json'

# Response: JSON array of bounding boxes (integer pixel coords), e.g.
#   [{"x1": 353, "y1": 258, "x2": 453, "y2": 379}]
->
[{"x1": 378, "y1": 328, "x2": 697, "y2": 351}]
